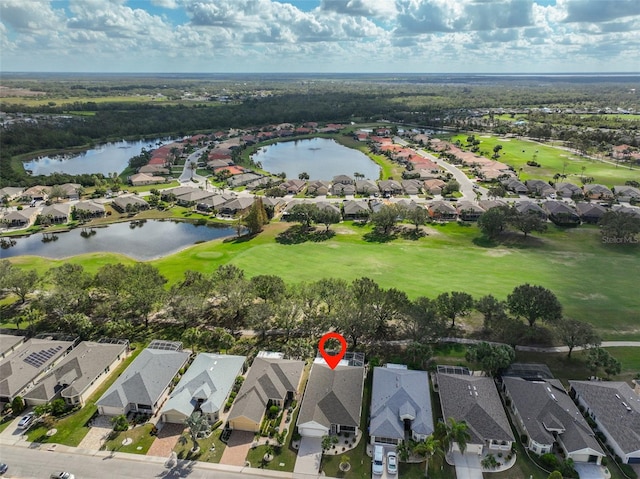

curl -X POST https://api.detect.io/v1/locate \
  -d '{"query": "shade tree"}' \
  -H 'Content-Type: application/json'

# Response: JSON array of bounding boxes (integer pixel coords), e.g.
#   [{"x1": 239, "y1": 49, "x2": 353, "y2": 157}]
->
[{"x1": 507, "y1": 283, "x2": 562, "y2": 328}]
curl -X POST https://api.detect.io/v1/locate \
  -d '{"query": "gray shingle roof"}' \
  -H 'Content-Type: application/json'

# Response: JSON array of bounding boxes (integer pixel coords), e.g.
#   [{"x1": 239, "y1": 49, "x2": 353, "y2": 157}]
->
[
  {"x1": 570, "y1": 381, "x2": 640, "y2": 456},
  {"x1": 96, "y1": 348, "x2": 189, "y2": 410},
  {"x1": 160, "y1": 353, "x2": 245, "y2": 419},
  {"x1": 23, "y1": 341, "x2": 128, "y2": 403},
  {"x1": 437, "y1": 373, "x2": 514, "y2": 445},
  {"x1": 370, "y1": 366, "x2": 434, "y2": 441},
  {"x1": 504, "y1": 377, "x2": 603, "y2": 455},
  {"x1": 228, "y1": 357, "x2": 304, "y2": 425},
  {"x1": 0, "y1": 338, "x2": 74, "y2": 402},
  {"x1": 297, "y1": 362, "x2": 365, "y2": 430}
]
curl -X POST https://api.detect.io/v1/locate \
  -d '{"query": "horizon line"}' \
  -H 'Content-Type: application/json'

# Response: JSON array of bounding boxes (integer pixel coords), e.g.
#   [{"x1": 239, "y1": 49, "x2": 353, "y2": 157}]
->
[{"x1": 1, "y1": 71, "x2": 639, "y2": 75}]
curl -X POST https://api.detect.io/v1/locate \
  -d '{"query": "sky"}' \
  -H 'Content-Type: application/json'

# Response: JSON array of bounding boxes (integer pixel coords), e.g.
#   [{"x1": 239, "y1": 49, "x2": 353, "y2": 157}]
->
[{"x1": 0, "y1": 0, "x2": 639, "y2": 73}]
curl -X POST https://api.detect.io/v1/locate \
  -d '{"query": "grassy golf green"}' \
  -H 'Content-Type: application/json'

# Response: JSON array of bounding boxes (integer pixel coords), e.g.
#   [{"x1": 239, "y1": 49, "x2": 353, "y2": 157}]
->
[
  {"x1": 9, "y1": 221, "x2": 639, "y2": 339},
  {"x1": 449, "y1": 134, "x2": 638, "y2": 186}
]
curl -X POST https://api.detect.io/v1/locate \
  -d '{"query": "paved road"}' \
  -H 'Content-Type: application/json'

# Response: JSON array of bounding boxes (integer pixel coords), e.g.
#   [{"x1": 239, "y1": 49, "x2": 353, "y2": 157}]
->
[
  {"x1": 0, "y1": 440, "x2": 298, "y2": 479},
  {"x1": 440, "y1": 337, "x2": 640, "y2": 352},
  {"x1": 179, "y1": 147, "x2": 208, "y2": 184}
]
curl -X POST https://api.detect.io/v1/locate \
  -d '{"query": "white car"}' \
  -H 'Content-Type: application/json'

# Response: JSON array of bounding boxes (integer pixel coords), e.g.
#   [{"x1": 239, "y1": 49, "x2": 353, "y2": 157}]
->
[
  {"x1": 17, "y1": 412, "x2": 35, "y2": 430},
  {"x1": 372, "y1": 445, "x2": 384, "y2": 476},
  {"x1": 387, "y1": 451, "x2": 398, "y2": 475}
]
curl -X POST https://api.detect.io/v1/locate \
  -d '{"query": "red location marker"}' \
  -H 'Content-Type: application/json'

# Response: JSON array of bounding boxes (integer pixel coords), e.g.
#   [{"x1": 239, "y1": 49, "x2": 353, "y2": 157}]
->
[{"x1": 318, "y1": 332, "x2": 347, "y2": 370}]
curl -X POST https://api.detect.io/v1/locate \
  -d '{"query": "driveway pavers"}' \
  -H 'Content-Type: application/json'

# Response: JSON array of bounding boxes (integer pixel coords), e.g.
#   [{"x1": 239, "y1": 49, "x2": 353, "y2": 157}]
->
[{"x1": 219, "y1": 430, "x2": 254, "y2": 466}]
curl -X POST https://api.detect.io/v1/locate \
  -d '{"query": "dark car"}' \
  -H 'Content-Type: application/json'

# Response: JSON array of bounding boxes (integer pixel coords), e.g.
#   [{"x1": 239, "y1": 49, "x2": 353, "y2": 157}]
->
[{"x1": 0, "y1": 463, "x2": 8, "y2": 475}]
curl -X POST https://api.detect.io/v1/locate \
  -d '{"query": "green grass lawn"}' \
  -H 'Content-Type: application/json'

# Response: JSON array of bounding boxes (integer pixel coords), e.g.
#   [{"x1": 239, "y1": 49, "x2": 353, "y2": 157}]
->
[
  {"x1": 26, "y1": 345, "x2": 143, "y2": 446},
  {"x1": 102, "y1": 423, "x2": 156, "y2": 454},
  {"x1": 449, "y1": 134, "x2": 638, "y2": 186},
  {"x1": 173, "y1": 428, "x2": 226, "y2": 463},
  {"x1": 8, "y1": 221, "x2": 639, "y2": 339}
]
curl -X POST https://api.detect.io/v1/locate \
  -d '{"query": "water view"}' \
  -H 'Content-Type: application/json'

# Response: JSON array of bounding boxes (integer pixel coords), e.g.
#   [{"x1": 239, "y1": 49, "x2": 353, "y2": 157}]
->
[
  {"x1": 23, "y1": 138, "x2": 169, "y2": 176},
  {"x1": 1, "y1": 220, "x2": 236, "y2": 260},
  {"x1": 252, "y1": 138, "x2": 380, "y2": 180}
]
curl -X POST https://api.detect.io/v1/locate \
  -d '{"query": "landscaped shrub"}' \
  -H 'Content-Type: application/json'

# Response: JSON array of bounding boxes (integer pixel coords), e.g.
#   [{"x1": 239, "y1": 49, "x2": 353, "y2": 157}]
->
[
  {"x1": 211, "y1": 420, "x2": 223, "y2": 430},
  {"x1": 540, "y1": 453, "x2": 559, "y2": 469},
  {"x1": 111, "y1": 414, "x2": 129, "y2": 432},
  {"x1": 11, "y1": 396, "x2": 25, "y2": 415},
  {"x1": 50, "y1": 399, "x2": 68, "y2": 417}
]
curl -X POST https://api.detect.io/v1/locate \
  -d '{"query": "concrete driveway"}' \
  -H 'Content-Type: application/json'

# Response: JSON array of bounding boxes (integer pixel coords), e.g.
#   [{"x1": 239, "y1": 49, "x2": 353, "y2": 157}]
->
[
  {"x1": 574, "y1": 463, "x2": 606, "y2": 479},
  {"x1": 293, "y1": 436, "x2": 322, "y2": 477},
  {"x1": 451, "y1": 451, "x2": 483, "y2": 479}
]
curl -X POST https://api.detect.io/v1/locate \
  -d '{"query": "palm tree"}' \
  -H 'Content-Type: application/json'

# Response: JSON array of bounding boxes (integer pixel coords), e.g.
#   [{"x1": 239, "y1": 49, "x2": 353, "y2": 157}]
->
[
  {"x1": 413, "y1": 435, "x2": 444, "y2": 477},
  {"x1": 444, "y1": 417, "x2": 471, "y2": 454},
  {"x1": 180, "y1": 411, "x2": 209, "y2": 453}
]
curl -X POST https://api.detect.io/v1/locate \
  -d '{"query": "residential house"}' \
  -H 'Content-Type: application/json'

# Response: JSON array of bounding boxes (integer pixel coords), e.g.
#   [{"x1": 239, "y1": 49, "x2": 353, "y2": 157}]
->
[
  {"x1": 423, "y1": 179, "x2": 446, "y2": 195},
  {"x1": 227, "y1": 355, "x2": 304, "y2": 432},
  {"x1": 196, "y1": 193, "x2": 236, "y2": 213},
  {"x1": 332, "y1": 175, "x2": 354, "y2": 185},
  {"x1": 74, "y1": 201, "x2": 106, "y2": 218},
  {"x1": 503, "y1": 377, "x2": 604, "y2": 464},
  {"x1": 111, "y1": 196, "x2": 149, "y2": 213},
  {"x1": 207, "y1": 158, "x2": 234, "y2": 170},
  {"x1": 584, "y1": 184, "x2": 614, "y2": 200},
  {"x1": 612, "y1": 205, "x2": 640, "y2": 219},
  {"x1": 575, "y1": 202, "x2": 607, "y2": 224},
  {"x1": 160, "y1": 353, "x2": 246, "y2": 425},
  {"x1": 162, "y1": 186, "x2": 197, "y2": 199},
  {"x1": 436, "y1": 372, "x2": 514, "y2": 454},
  {"x1": 2, "y1": 208, "x2": 39, "y2": 227},
  {"x1": 555, "y1": 182, "x2": 583, "y2": 199},
  {"x1": 570, "y1": 381, "x2": 640, "y2": 464},
  {"x1": 543, "y1": 201, "x2": 581, "y2": 226},
  {"x1": 401, "y1": 179, "x2": 423, "y2": 195},
  {"x1": 478, "y1": 199, "x2": 508, "y2": 211},
  {"x1": 456, "y1": 201, "x2": 485, "y2": 222},
  {"x1": 40, "y1": 203, "x2": 71, "y2": 224},
  {"x1": 378, "y1": 180, "x2": 403, "y2": 197},
  {"x1": 613, "y1": 185, "x2": 640, "y2": 202},
  {"x1": 515, "y1": 201, "x2": 548, "y2": 220},
  {"x1": 96, "y1": 342, "x2": 189, "y2": 416},
  {"x1": 428, "y1": 201, "x2": 457, "y2": 221},
  {"x1": 0, "y1": 187, "x2": 24, "y2": 201},
  {"x1": 129, "y1": 173, "x2": 166, "y2": 187},
  {"x1": 395, "y1": 199, "x2": 422, "y2": 212},
  {"x1": 23, "y1": 340, "x2": 129, "y2": 407},
  {"x1": 58, "y1": 183, "x2": 82, "y2": 200},
  {"x1": 370, "y1": 365, "x2": 434, "y2": 446},
  {"x1": 281, "y1": 179, "x2": 307, "y2": 195},
  {"x1": 175, "y1": 189, "x2": 215, "y2": 206},
  {"x1": 355, "y1": 180, "x2": 379, "y2": 195},
  {"x1": 297, "y1": 360, "x2": 365, "y2": 438},
  {"x1": 138, "y1": 164, "x2": 170, "y2": 175},
  {"x1": 22, "y1": 185, "x2": 50, "y2": 202},
  {"x1": 526, "y1": 180, "x2": 555, "y2": 197},
  {"x1": 0, "y1": 337, "x2": 75, "y2": 404},
  {"x1": 503, "y1": 179, "x2": 528, "y2": 195},
  {"x1": 219, "y1": 196, "x2": 254, "y2": 216},
  {"x1": 342, "y1": 200, "x2": 370, "y2": 220},
  {"x1": 306, "y1": 180, "x2": 331, "y2": 196},
  {"x1": 331, "y1": 182, "x2": 356, "y2": 196},
  {"x1": 316, "y1": 201, "x2": 341, "y2": 216},
  {"x1": 227, "y1": 173, "x2": 263, "y2": 188},
  {"x1": 0, "y1": 334, "x2": 26, "y2": 360}
]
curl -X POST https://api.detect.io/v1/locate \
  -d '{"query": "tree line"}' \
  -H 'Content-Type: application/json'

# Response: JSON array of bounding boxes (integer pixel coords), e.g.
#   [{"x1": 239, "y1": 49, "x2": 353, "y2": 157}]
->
[{"x1": 1, "y1": 259, "x2": 610, "y2": 373}]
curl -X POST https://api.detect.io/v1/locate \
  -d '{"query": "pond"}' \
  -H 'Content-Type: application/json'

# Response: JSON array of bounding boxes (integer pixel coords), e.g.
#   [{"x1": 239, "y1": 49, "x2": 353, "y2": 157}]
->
[
  {"x1": 0, "y1": 220, "x2": 237, "y2": 260},
  {"x1": 23, "y1": 138, "x2": 170, "y2": 176},
  {"x1": 252, "y1": 138, "x2": 380, "y2": 181}
]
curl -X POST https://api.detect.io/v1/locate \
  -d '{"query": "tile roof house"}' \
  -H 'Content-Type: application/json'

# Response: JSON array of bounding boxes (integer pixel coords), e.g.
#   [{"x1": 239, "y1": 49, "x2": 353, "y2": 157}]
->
[
  {"x1": 22, "y1": 185, "x2": 51, "y2": 202},
  {"x1": 0, "y1": 337, "x2": 75, "y2": 404},
  {"x1": 73, "y1": 200, "x2": 105, "y2": 218},
  {"x1": 503, "y1": 377, "x2": 604, "y2": 463},
  {"x1": 307, "y1": 180, "x2": 331, "y2": 196},
  {"x1": 129, "y1": 173, "x2": 166, "y2": 187},
  {"x1": 401, "y1": 179, "x2": 423, "y2": 195},
  {"x1": 370, "y1": 365, "x2": 434, "y2": 446},
  {"x1": 227, "y1": 356, "x2": 304, "y2": 432},
  {"x1": 40, "y1": 203, "x2": 71, "y2": 224},
  {"x1": 575, "y1": 202, "x2": 607, "y2": 224},
  {"x1": 96, "y1": 345, "x2": 189, "y2": 416},
  {"x1": 160, "y1": 353, "x2": 246, "y2": 425},
  {"x1": 342, "y1": 200, "x2": 370, "y2": 220},
  {"x1": 333, "y1": 175, "x2": 354, "y2": 185},
  {"x1": 111, "y1": 196, "x2": 149, "y2": 213},
  {"x1": 297, "y1": 361, "x2": 365, "y2": 438},
  {"x1": 543, "y1": 201, "x2": 581, "y2": 226},
  {"x1": 281, "y1": 179, "x2": 307, "y2": 195},
  {"x1": 331, "y1": 182, "x2": 356, "y2": 196},
  {"x1": 436, "y1": 372, "x2": 514, "y2": 454},
  {"x1": 23, "y1": 340, "x2": 129, "y2": 407},
  {"x1": 583, "y1": 184, "x2": 614, "y2": 200},
  {"x1": 423, "y1": 179, "x2": 446, "y2": 195},
  {"x1": 570, "y1": 381, "x2": 640, "y2": 464},
  {"x1": 378, "y1": 180, "x2": 403, "y2": 197},
  {"x1": 428, "y1": 201, "x2": 458, "y2": 221},
  {"x1": 456, "y1": 201, "x2": 485, "y2": 222},
  {"x1": 355, "y1": 179, "x2": 379, "y2": 195},
  {"x1": 58, "y1": 183, "x2": 82, "y2": 200}
]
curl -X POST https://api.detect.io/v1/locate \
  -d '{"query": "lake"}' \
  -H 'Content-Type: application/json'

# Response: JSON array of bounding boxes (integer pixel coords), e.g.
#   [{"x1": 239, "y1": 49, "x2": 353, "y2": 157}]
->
[
  {"x1": 0, "y1": 220, "x2": 237, "y2": 260},
  {"x1": 252, "y1": 138, "x2": 380, "y2": 180},
  {"x1": 23, "y1": 138, "x2": 170, "y2": 176}
]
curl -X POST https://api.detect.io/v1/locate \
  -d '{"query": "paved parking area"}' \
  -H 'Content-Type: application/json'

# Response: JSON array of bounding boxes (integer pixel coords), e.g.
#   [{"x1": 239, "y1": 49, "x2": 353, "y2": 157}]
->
[
  {"x1": 219, "y1": 430, "x2": 254, "y2": 466},
  {"x1": 146, "y1": 423, "x2": 184, "y2": 457}
]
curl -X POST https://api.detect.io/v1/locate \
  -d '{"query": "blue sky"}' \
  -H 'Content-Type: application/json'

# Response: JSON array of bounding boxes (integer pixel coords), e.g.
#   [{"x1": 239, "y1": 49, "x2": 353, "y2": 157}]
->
[{"x1": 0, "y1": 0, "x2": 638, "y2": 73}]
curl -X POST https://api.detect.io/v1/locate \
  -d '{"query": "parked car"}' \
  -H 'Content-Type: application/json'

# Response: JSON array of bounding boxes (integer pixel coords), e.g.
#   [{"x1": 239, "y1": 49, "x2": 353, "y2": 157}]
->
[
  {"x1": 387, "y1": 450, "x2": 398, "y2": 475},
  {"x1": 17, "y1": 412, "x2": 35, "y2": 429},
  {"x1": 0, "y1": 463, "x2": 8, "y2": 475},
  {"x1": 50, "y1": 473, "x2": 74, "y2": 479},
  {"x1": 372, "y1": 445, "x2": 384, "y2": 476}
]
